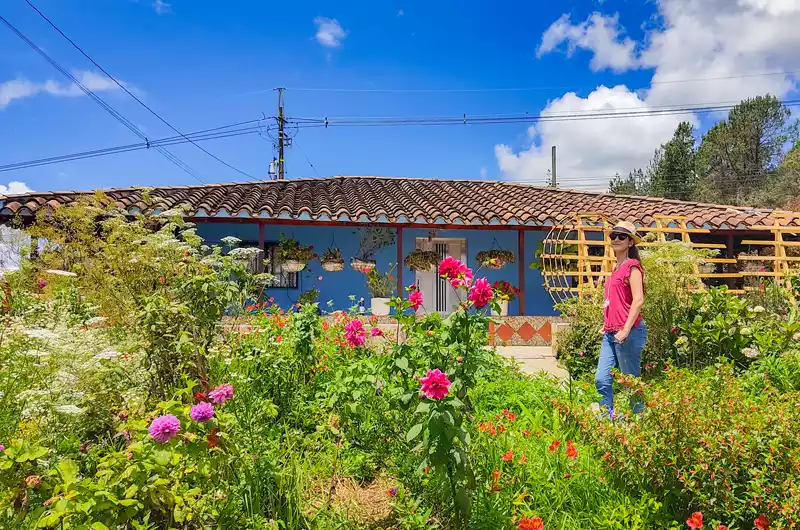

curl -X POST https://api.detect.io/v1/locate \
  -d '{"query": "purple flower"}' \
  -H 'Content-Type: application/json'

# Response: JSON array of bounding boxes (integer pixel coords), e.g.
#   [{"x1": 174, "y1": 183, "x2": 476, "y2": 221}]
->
[
  {"x1": 208, "y1": 384, "x2": 234, "y2": 405},
  {"x1": 0, "y1": 444, "x2": 5, "y2": 452},
  {"x1": 36, "y1": 279, "x2": 47, "y2": 290},
  {"x1": 148, "y1": 414, "x2": 181, "y2": 443},
  {"x1": 190, "y1": 402, "x2": 215, "y2": 423}
]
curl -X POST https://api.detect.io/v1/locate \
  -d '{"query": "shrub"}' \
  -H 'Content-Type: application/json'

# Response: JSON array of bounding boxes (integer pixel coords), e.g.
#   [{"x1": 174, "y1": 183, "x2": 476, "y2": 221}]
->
[{"x1": 560, "y1": 363, "x2": 800, "y2": 528}]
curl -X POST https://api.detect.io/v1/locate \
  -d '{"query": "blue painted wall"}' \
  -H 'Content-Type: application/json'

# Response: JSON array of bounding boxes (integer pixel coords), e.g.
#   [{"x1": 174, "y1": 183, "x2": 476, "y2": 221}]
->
[{"x1": 196, "y1": 222, "x2": 557, "y2": 316}]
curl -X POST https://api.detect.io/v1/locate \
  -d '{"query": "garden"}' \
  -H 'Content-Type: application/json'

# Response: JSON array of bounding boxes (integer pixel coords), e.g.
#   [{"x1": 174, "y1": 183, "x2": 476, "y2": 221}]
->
[{"x1": 1, "y1": 201, "x2": 800, "y2": 529}]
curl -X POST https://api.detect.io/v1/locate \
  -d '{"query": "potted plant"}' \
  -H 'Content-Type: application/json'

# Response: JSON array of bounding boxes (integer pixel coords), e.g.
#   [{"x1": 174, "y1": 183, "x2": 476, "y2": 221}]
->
[
  {"x1": 321, "y1": 248, "x2": 344, "y2": 272},
  {"x1": 351, "y1": 257, "x2": 377, "y2": 273},
  {"x1": 352, "y1": 227, "x2": 395, "y2": 272},
  {"x1": 491, "y1": 280, "x2": 520, "y2": 316},
  {"x1": 298, "y1": 287, "x2": 320, "y2": 306},
  {"x1": 365, "y1": 265, "x2": 396, "y2": 316},
  {"x1": 404, "y1": 249, "x2": 438, "y2": 272},
  {"x1": 276, "y1": 235, "x2": 315, "y2": 272},
  {"x1": 477, "y1": 249, "x2": 516, "y2": 269}
]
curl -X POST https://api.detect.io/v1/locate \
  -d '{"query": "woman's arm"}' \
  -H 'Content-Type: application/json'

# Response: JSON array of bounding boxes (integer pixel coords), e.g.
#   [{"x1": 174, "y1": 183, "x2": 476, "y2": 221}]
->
[{"x1": 614, "y1": 266, "x2": 644, "y2": 342}]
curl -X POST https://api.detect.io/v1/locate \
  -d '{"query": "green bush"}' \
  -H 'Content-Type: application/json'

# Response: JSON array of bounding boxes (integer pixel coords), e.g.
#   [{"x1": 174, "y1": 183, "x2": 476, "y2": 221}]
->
[{"x1": 560, "y1": 363, "x2": 800, "y2": 528}]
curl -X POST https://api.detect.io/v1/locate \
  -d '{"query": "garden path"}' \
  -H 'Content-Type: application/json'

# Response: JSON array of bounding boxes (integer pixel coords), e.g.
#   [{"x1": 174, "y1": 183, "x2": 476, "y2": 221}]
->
[{"x1": 495, "y1": 346, "x2": 569, "y2": 379}]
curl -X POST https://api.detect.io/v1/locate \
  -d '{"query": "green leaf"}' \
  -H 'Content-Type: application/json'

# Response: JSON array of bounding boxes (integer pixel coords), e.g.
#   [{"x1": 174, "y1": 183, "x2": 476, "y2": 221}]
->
[
  {"x1": 395, "y1": 357, "x2": 409, "y2": 371},
  {"x1": 92, "y1": 523, "x2": 110, "y2": 530},
  {"x1": 406, "y1": 423, "x2": 424, "y2": 442},
  {"x1": 58, "y1": 459, "x2": 79, "y2": 483},
  {"x1": 414, "y1": 402, "x2": 430, "y2": 414},
  {"x1": 153, "y1": 451, "x2": 171, "y2": 466}
]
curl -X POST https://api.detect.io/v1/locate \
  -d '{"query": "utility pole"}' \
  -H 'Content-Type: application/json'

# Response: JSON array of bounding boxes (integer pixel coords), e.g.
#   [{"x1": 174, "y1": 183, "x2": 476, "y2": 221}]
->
[
  {"x1": 276, "y1": 87, "x2": 286, "y2": 180},
  {"x1": 550, "y1": 145, "x2": 557, "y2": 188}
]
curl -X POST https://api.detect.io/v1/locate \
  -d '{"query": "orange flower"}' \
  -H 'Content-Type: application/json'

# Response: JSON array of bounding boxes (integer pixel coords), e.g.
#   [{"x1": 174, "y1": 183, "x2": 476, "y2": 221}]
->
[
  {"x1": 502, "y1": 450, "x2": 514, "y2": 461},
  {"x1": 518, "y1": 516, "x2": 544, "y2": 530},
  {"x1": 519, "y1": 454, "x2": 528, "y2": 464},
  {"x1": 754, "y1": 515, "x2": 770, "y2": 530},
  {"x1": 548, "y1": 440, "x2": 561, "y2": 452},
  {"x1": 522, "y1": 429, "x2": 531, "y2": 437},
  {"x1": 492, "y1": 469, "x2": 501, "y2": 482},
  {"x1": 498, "y1": 425, "x2": 506, "y2": 433},
  {"x1": 566, "y1": 441, "x2": 578, "y2": 460},
  {"x1": 686, "y1": 512, "x2": 703, "y2": 529},
  {"x1": 717, "y1": 526, "x2": 729, "y2": 530}
]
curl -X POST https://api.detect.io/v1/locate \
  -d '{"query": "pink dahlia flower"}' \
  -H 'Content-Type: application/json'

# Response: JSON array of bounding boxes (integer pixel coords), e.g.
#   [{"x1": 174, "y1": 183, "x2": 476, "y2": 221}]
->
[
  {"x1": 208, "y1": 384, "x2": 234, "y2": 405},
  {"x1": 190, "y1": 402, "x2": 215, "y2": 423},
  {"x1": 148, "y1": 414, "x2": 181, "y2": 443},
  {"x1": 370, "y1": 327, "x2": 384, "y2": 337},
  {"x1": 438, "y1": 257, "x2": 473, "y2": 288},
  {"x1": 468, "y1": 278, "x2": 493, "y2": 308},
  {"x1": 409, "y1": 290, "x2": 423, "y2": 311},
  {"x1": 344, "y1": 319, "x2": 366, "y2": 347},
  {"x1": 419, "y1": 368, "x2": 452, "y2": 400}
]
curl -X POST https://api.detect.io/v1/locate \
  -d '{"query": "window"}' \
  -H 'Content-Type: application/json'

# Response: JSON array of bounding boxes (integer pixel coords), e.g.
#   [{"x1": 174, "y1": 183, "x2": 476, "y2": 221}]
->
[{"x1": 264, "y1": 241, "x2": 299, "y2": 289}]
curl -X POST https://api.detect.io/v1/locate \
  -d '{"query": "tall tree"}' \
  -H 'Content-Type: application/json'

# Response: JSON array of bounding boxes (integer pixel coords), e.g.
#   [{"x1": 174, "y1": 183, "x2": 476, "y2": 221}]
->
[
  {"x1": 609, "y1": 168, "x2": 648, "y2": 195},
  {"x1": 650, "y1": 121, "x2": 697, "y2": 201},
  {"x1": 694, "y1": 95, "x2": 799, "y2": 204}
]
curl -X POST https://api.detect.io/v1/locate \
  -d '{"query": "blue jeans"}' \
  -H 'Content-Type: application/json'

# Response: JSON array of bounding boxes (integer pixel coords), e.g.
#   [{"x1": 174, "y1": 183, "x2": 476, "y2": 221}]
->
[{"x1": 595, "y1": 323, "x2": 647, "y2": 416}]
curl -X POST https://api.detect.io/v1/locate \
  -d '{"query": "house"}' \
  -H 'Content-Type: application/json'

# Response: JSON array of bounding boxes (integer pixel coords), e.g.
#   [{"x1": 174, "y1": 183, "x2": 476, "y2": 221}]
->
[{"x1": 2, "y1": 176, "x2": 798, "y2": 328}]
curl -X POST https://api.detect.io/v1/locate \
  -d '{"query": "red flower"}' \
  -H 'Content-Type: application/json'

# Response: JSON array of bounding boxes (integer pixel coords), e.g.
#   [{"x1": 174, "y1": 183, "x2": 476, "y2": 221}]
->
[
  {"x1": 686, "y1": 512, "x2": 703, "y2": 529},
  {"x1": 492, "y1": 469, "x2": 501, "y2": 482},
  {"x1": 754, "y1": 515, "x2": 770, "y2": 530},
  {"x1": 194, "y1": 392, "x2": 207, "y2": 402},
  {"x1": 717, "y1": 526, "x2": 729, "y2": 530},
  {"x1": 518, "y1": 516, "x2": 544, "y2": 530},
  {"x1": 549, "y1": 440, "x2": 561, "y2": 452},
  {"x1": 322, "y1": 322, "x2": 329, "y2": 331},
  {"x1": 519, "y1": 454, "x2": 528, "y2": 464},
  {"x1": 502, "y1": 450, "x2": 514, "y2": 461},
  {"x1": 566, "y1": 441, "x2": 578, "y2": 460},
  {"x1": 522, "y1": 429, "x2": 531, "y2": 437}
]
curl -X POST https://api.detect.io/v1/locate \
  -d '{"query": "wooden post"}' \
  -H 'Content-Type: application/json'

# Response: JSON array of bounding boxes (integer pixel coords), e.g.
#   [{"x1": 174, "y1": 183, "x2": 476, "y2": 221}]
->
[
  {"x1": 726, "y1": 233, "x2": 735, "y2": 288},
  {"x1": 517, "y1": 229, "x2": 526, "y2": 316},
  {"x1": 396, "y1": 227, "x2": 403, "y2": 296}
]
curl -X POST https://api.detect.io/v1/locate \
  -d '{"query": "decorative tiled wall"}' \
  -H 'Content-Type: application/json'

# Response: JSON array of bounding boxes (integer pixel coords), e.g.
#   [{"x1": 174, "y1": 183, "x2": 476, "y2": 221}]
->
[{"x1": 488, "y1": 316, "x2": 566, "y2": 346}]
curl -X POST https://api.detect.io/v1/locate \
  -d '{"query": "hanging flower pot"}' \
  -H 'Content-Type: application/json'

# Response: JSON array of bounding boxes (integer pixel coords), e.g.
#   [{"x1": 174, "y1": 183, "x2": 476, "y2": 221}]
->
[
  {"x1": 404, "y1": 249, "x2": 438, "y2": 272},
  {"x1": 476, "y1": 249, "x2": 515, "y2": 269},
  {"x1": 351, "y1": 257, "x2": 377, "y2": 273},
  {"x1": 276, "y1": 235, "x2": 315, "y2": 272},
  {"x1": 321, "y1": 248, "x2": 344, "y2": 272}
]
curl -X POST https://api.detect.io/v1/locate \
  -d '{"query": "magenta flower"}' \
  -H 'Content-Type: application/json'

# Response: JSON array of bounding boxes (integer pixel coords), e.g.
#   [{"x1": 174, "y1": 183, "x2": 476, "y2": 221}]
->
[
  {"x1": 344, "y1": 319, "x2": 366, "y2": 347},
  {"x1": 0, "y1": 444, "x2": 5, "y2": 452},
  {"x1": 190, "y1": 402, "x2": 215, "y2": 423},
  {"x1": 208, "y1": 384, "x2": 234, "y2": 405},
  {"x1": 148, "y1": 414, "x2": 181, "y2": 443},
  {"x1": 419, "y1": 369, "x2": 452, "y2": 400},
  {"x1": 468, "y1": 278, "x2": 493, "y2": 308},
  {"x1": 409, "y1": 290, "x2": 423, "y2": 311},
  {"x1": 370, "y1": 327, "x2": 384, "y2": 337},
  {"x1": 36, "y1": 279, "x2": 47, "y2": 290},
  {"x1": 438, "y1": 257, "x2": 473, "y2": 288}
]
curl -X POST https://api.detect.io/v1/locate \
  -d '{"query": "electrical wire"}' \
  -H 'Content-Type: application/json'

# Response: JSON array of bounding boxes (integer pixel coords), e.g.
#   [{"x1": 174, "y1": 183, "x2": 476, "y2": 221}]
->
[
  {"x1": 290, "y1": 139, "x2": 320, "y2": 178},
  {"x1": 23, "y1": 0, "x2": 259, "y2": 182},
  {"x1": 0, "y1": 120, "x2": 267, "y2": 173},
  {"x1": 0, "y1": 12, "x2": 205, "y2": 183}
]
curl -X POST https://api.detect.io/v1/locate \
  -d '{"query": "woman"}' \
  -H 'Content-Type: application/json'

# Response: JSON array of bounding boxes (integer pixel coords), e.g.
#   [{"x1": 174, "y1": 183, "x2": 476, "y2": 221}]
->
[{"x1": 595, "y1": 220, "x2": 646, "y2": 418}]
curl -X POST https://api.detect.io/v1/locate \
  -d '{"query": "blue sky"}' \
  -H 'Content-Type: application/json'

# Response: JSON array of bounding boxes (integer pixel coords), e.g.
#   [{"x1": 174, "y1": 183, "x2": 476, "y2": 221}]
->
[{"x1": 1, "y1": 0, "x2": 798, "y2": 194}]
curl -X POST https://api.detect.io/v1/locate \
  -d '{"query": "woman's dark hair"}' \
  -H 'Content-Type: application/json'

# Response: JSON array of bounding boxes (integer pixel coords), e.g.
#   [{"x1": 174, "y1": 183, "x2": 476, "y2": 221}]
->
[{"x1": 628, "y1": 244, "x2": 642, "y2": 264}]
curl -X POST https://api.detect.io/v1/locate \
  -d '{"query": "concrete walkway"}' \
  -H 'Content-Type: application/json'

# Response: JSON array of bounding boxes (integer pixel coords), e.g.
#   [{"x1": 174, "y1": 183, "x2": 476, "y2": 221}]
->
[{"x1": 496, "y1": 346, "x2": 569, "y2": 379}]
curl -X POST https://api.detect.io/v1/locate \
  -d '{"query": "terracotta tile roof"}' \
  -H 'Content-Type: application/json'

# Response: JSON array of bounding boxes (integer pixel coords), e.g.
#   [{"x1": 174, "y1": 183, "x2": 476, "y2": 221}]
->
[{"x1": 0, "y1": 176, "x2": 797, "y2": 229}]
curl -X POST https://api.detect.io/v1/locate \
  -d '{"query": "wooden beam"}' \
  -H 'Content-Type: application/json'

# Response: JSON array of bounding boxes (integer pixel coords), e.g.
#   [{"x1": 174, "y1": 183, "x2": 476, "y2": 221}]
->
[
  {"x1": 396, "y1": 227, "x2": 404, "y2": 296},
  {"x1": 518, "y1": 229, "x2": 526, "y2": 316}
]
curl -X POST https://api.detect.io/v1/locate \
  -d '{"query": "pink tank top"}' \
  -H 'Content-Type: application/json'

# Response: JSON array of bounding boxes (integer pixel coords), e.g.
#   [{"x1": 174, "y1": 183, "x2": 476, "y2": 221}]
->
[{"x1": 603, "y1": 259, "x2": 643, "y2": 332}]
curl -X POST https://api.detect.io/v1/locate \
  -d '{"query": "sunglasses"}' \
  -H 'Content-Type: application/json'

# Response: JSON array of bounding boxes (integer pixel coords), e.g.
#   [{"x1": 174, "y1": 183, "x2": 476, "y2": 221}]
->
[{"x1": 610, "y1": 233, "x2": 630, "y2": 241}]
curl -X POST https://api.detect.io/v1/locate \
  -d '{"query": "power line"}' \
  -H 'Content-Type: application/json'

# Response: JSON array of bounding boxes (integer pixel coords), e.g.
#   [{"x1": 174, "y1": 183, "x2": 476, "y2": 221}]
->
[
  {"x1": 0, "y1": 119, "x2": 267, "y2": 173},
  {"x1": 0, "y1": 12, "x2": 205, "y2": 183},
  {"x1": 282, "y1": 100, "x2": 800, "y2": 129},
  {"x1": 279, "y1": 69, "x2": 800, "y2": 93},
  {"x1": 23, "y1": 0, "x2": 258, "y2": 182},
  {"x1": 290, "y1": 138, "x2": 320, "y2": 177}
]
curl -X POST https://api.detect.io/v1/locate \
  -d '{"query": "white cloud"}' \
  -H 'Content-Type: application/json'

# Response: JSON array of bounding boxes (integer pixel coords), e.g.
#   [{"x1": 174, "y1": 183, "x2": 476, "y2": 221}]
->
[
  {"x1": 153, "y1": 0, "x2": 171, "y2": 15},
  {"x1": 314, "y1": 17, "x2": 347, "y2": 48},
  {"x1": 537, "y1": 13, "x2": 638, "y2": 73},
  {"x1": 0, "y1": 70, "x2": 124, "y2": 109},
  {"x1": 496, "y1": 86, "x2": 686, "y2": 190},
  {"x1": 0, "y1": 181, "x2": 33, "y2": 195},
  {"x1": 498, "y1": 0, "x2": 800, "y2": 188}
]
